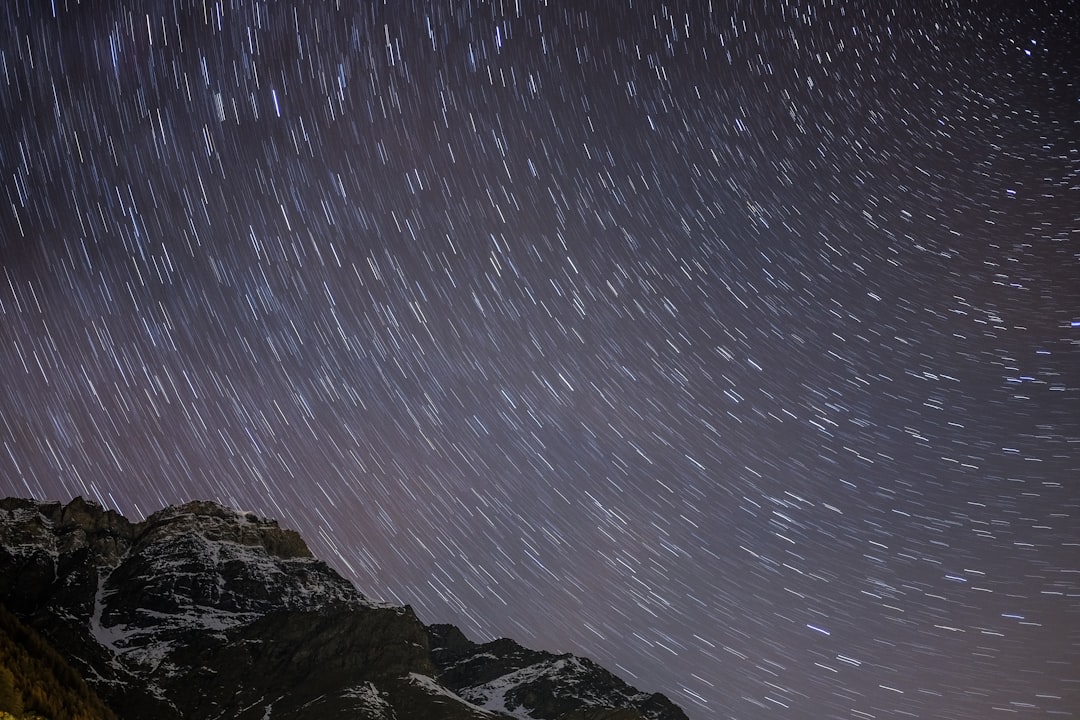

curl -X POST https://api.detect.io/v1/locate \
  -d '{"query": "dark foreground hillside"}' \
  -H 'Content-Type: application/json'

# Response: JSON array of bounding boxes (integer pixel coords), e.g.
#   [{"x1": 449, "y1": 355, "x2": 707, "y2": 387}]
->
[{"x1": 0, "y1": 602, "x2": 116, "y2": 720}]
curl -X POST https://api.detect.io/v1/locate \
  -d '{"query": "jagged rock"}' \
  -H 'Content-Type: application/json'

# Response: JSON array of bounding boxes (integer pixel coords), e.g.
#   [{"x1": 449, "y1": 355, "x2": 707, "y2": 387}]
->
[{"x1": 0, "y1": 497, "x2": 690, "y2": 720}]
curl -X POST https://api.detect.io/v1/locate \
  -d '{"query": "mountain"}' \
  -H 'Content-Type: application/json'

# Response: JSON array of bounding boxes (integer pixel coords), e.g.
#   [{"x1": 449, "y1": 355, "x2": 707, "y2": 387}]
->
[{"x1": 0, "y1": 497, "x2": 689, "y2": 720}]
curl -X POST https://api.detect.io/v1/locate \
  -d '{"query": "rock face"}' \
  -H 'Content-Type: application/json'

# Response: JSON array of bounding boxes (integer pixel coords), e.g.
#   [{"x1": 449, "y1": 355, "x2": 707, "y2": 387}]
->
[{"x1": 0, "y1": 497, "x2": 689, "y2": 720}]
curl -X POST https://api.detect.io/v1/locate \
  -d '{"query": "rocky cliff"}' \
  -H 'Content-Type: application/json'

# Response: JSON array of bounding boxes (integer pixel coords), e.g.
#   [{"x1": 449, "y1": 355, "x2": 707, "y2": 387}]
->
[{"x1": 0, "y1": 497, "x2": 689, "y2": 720}]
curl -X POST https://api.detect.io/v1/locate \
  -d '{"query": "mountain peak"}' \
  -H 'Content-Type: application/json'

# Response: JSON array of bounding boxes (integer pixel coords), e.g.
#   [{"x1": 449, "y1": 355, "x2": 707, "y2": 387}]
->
[
  {"x1": 0, "y1": 497, "x2": 689, "y2": 720},
  {"x1": 139, "y1": 498, "x2": 313, "y2": 560}
]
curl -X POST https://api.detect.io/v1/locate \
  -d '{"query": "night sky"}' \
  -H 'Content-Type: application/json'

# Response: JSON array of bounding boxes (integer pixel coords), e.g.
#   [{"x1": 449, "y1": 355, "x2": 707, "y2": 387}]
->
[{"x1": 2, "y1": 1, "x2": 1079, "y2": 718}]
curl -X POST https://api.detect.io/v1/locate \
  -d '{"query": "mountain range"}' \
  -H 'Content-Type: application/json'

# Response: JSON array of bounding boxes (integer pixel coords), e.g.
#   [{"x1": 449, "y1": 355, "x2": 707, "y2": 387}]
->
[{"x1": 0, "y1": 496, "x2": 689, "y2": 720}]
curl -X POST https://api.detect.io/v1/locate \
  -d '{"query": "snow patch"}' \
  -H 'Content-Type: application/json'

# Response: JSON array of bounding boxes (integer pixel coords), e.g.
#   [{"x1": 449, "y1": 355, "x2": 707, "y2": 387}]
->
[
  {"x1": 459, "y1": 657, "x2": 599, "y2": 719},
  {"x1": 408, "y1": 673, "x2": 498, "y2": 716},
  {"x1": 343, "y1": 682, "x2": 394, "y2": 718},
  {"x1": 137, "y1": 606, "x2": 258, "y2": 631},
  {"x1": 458, "y1": 662, "x2": 551, "y2": 719},
  {"x1": 89, "y1": 571, "x2": 125, "y2": 654}
]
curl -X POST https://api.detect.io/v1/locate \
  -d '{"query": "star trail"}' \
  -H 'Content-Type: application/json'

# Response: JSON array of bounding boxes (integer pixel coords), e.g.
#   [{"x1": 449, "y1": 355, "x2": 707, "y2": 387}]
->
[{"x1": 2, "y1": 1, "x2": 1078, "y2": 718}]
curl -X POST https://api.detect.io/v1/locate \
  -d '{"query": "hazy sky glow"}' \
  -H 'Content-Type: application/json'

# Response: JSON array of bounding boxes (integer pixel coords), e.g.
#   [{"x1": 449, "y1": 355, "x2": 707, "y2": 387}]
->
[{"x1": 1, "y1": 2, "x2": 1078, "y2": 718}]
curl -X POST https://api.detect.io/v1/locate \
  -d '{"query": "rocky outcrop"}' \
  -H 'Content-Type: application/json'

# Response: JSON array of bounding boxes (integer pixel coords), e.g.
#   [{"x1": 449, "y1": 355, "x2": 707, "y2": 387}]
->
[
  {"x1": 137, "y1": 500, "x2": 313, "y2": 559},
  {"x1": 0, "y1": 496, "x2": 133, "y2": 565},
  {"x1": 0, "y1": 497, "x2": 690, "y2": 720}
]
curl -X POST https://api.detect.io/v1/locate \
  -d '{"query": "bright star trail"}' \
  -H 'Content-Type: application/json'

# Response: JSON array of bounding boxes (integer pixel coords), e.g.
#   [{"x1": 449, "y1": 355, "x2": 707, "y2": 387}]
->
[{"x1": 1, "y1": 1, "x2": 1078, "y2": 718}]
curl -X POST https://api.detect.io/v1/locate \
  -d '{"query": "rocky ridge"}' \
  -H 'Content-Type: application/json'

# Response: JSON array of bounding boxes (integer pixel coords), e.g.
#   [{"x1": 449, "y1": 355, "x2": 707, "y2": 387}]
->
[
  {"x1": 428, "y1": 625, "x2": 686, "y2": 720},
  {"x1": 0, "y1": 497, "x2": 689, "y2": 720}
]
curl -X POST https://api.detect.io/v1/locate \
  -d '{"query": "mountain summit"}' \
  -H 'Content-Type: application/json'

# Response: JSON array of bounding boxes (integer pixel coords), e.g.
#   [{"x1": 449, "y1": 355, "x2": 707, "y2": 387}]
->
[{"x1": 0, "y1": 497, "x2": 689, "y2": 720}]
